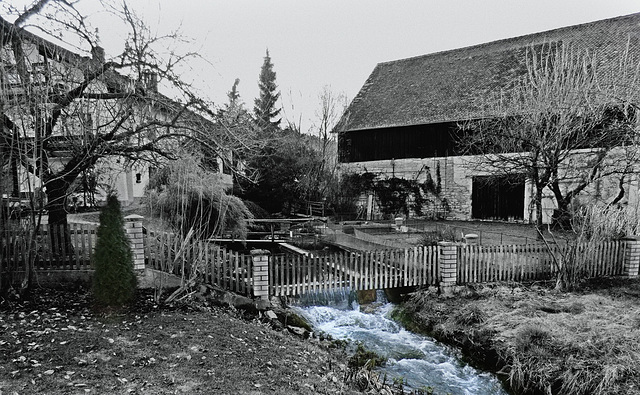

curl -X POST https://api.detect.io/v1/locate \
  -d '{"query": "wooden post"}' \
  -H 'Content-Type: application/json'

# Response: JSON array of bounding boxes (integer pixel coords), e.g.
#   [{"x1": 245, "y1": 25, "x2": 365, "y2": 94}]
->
[
  {"x1": 124, "y1": 214, "x2": 145, "y2": 271},
  {"x1": 251, "y1": 249, "x2": 270, "y2": 300}
]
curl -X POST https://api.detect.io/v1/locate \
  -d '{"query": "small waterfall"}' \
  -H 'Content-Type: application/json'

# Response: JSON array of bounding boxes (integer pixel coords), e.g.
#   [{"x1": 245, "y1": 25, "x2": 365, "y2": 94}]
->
[
  {"x1": 293, "y1": 287, "x2": 355, "y2": 307},
  {"x1": 293, "y1": 290, "x2": 508, "y2": 394}
]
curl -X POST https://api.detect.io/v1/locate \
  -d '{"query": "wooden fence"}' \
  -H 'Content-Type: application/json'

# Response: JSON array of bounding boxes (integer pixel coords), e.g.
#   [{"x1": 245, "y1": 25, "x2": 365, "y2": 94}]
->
[
  {"x1": 145, "y1": 230, "x2": 253, "y2": 295},
  {"x1": 270, "y1": 247, "x2": 439, "y2": 296},
  {"x1": 1, "y1": 223, "x2": 98, "y2": 272},
  {"x1": 1, "y1": 221, "x2": 632, "y2": 297},
  {"x1": 458, "y1": 240, "x2": 627, "y2": 283}
]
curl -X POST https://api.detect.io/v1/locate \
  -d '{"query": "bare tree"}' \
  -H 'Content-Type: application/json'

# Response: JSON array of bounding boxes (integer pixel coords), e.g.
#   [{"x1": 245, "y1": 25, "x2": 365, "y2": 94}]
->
[
  {"x1": 460, "y1": 42, "x2": 640, "y2": 228},
  {"x1": 309, "y1": 85, "x2": 347, "y2": 201},
  {"x1": 0, "y1": 0, "x2": 250, "y2": 294}
]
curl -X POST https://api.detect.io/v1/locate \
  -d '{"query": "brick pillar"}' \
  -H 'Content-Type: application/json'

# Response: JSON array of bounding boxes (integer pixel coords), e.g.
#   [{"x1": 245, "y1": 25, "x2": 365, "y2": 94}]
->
[
  {"x1": 251, "y1": 249, "x2": 270, "y2": 300},
  {"x1": 438, "y1": 241, "x2": 458, "y2": 287},
  {"x1": 124, "y1": 214, "x2": 145, "y2": 271},
  {"x1": 623, "y1": 236, "x2": 640, "y2": 278}
]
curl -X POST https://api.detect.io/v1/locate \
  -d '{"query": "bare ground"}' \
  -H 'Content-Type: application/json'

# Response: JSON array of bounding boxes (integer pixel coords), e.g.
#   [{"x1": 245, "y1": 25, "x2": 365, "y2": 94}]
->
[{"x1": 0, "y1": 288, "x2": 363, "y2": 395}]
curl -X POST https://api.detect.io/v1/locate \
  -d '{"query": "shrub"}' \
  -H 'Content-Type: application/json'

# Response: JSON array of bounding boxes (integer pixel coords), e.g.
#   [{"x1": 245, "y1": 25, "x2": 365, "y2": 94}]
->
[
  {"x1": 92, "y1": 194, "x2": 137, "y2": 307},
  {"x1": 515, "y1": 325, "x2": 550, "y2": 352},
  {"x1": 348, "y1": 343, "x2": 387, "y2": 370},
  {"x1": 454, "y1": 305, "x2": 486, "y2": 326}
]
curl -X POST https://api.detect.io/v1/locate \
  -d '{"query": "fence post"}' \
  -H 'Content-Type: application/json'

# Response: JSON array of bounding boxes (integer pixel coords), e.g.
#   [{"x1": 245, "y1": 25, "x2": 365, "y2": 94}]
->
[
  {"x1": 251, "y1": 249, "x2": 270, "y2": 300},
  {"x1": 124, "y1": 214, "x2": 145, "y2": 271},
  {"x1": 623, "y1": 236, "x2": 640, "y2": 278},
  {"x1": 438, "y1": 241, "x2": 458, "y2": 290}
]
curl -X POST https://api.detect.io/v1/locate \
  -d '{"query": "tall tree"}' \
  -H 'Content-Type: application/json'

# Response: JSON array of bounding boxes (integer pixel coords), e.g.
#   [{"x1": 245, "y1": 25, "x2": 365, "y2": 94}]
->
[
  {"x1": 460, "y1": 42, "x2": 640, "y2": 228},
  {"x1": 238, "y1": 130, "x2": 324, "y2": 215},
  {"x1": 253, "y1": 49, "x2": 281, "y2": 134}
]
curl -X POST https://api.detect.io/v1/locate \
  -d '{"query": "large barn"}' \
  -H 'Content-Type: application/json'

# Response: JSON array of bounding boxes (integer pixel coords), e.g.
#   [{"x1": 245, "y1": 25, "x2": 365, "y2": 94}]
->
[{"x1": 335, "y1": 13, "x2": 640, "y2": 223}]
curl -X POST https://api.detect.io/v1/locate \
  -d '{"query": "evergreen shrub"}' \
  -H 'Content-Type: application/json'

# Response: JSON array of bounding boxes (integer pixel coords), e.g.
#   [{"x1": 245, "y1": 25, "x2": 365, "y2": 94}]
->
[{"x1": 92, "y1": 194, "x2": 137, "y2": 306}]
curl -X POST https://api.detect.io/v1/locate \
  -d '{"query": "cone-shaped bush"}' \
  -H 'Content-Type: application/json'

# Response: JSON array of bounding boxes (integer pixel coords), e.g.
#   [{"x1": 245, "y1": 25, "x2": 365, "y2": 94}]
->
[{"x1": 92, "y1": 194, "x2": 137, "y2": 306}]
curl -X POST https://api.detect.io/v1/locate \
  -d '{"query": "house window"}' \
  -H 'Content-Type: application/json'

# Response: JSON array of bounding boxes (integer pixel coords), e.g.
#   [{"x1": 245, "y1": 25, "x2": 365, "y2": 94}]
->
[{"x1": 135, "y1": 173, "x2": 142, "y2": 183}]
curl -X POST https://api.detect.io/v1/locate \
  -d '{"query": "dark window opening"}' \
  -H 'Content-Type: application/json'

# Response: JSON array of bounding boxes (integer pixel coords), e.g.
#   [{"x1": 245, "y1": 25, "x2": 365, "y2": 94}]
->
[{"x1": 472, "y1": 175, "x2": 525, "y2": 221}]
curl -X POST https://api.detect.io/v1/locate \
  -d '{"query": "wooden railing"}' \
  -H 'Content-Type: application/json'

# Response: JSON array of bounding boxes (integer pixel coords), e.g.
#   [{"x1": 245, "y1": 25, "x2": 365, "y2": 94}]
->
[
  {"x1": 458, "y1": 241, "x2": 626, "y2": 283},
  {"x1": 1, "y1": 223, "x2": 98, "y2": 272},
  {"x1": 145, "y1": 230, "x2": 253, "y2": 295},
  {"x1": 269, "y1": 247, "x2": 439, "y2": 297}
]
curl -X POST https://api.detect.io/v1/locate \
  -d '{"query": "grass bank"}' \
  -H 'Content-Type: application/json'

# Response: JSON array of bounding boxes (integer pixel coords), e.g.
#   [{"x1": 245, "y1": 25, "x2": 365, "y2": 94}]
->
[{"x1": 393, "y1": 278, "x2": 640, "y2": 395}]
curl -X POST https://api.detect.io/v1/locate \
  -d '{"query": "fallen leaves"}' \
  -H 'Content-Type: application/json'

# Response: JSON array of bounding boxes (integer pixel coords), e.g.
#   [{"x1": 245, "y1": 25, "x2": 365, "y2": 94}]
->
[{"x1": 0, "y1": 287, "x2": 354, "y2": 394}]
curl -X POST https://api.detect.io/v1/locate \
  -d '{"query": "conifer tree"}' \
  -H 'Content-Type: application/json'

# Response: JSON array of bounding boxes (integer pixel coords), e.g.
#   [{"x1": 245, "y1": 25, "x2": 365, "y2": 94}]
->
[
  {"x1": 254, "y1": 49, "x2": 282, "y2": 134},
  {"x1": 92, "y1": 194, "x2": 137, "y2": 307}
]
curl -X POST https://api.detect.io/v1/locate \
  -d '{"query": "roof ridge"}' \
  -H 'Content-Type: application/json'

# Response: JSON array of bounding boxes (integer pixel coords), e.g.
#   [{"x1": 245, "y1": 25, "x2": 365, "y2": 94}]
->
[{"x1": 376, "y1": 12, "x2": 640, "y2": 67}]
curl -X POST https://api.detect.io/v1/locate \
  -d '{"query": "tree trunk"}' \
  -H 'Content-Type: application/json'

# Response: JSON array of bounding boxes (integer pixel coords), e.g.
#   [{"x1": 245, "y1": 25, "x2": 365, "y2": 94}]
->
[
  {"x1": 45, "y1": 180, "x2": 74, "y2": 259},
  {"x1": 552, "y1": 197, "x2": 572, "y2": 230},
  {"x1": 534, "y1": 184, "x2": 544, "y2": 231}
]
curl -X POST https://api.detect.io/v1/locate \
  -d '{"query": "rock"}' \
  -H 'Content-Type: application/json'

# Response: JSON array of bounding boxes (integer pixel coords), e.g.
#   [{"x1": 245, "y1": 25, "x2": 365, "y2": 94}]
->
[
  {"x1": 356, "y1": 289, "x2": 377, "y2": 304},
  {"x1": 287, "y1": 325, "x2": 310, "y2": 339},
  {"x1": 255, "y1": 299, "x2": 271, "y2": 311},
  {"x1": 360, "y1": 302, "x2": 383, "y2": 314},
  {"x1": 265, "y1": 310, "x2": 278, "y2": 320},
  {"x1": 279, "y1": 312, "x2": 312, "y2": 332}
]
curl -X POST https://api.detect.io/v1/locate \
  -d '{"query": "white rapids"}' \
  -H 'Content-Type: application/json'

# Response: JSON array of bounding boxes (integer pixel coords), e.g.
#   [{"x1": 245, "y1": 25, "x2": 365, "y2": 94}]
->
[{"x1": 293, "y1": 294, "x2": 508, "y2": 394}]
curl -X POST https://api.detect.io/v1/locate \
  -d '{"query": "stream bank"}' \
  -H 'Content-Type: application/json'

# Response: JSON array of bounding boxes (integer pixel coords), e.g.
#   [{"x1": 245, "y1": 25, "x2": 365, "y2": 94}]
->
[
  {"x1": 293, "y1": 291, "x2": 507, "y2": 394},
  {"x1": 393, "y1": 279, "x2": 640, "y2": 395}
]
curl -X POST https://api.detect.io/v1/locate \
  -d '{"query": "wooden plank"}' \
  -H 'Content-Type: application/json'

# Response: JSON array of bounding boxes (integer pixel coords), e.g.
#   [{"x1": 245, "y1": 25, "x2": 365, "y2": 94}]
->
[
  {"x1": 363, "y1": 251, "x2": 368, "y2": 290},
  {"x1": 59, "y1": 224, "x2": 68, "y2": 269},
  {"x1": 328, "y1": 254, "x2": 333, "y2": 294},
  {"x1": 372, "y1": 250, "x2": 378, "y2": 290},
  {"x1": 338, "y1": 251, "x2": 344, "y2": 292},
  {"x1": 71, "y1": 223, "x2": 79, "y2": 268},
  {"x1": 270, "y1": 255, "x2": 277, "y2": 296}
]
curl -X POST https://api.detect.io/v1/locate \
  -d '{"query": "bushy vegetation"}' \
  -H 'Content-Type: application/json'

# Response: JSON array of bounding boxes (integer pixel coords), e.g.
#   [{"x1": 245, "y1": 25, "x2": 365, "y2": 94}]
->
[
  {"x1": 146, "y1": 157, "x2": 253, "y2": 239},
  {"x1": 336, "y1": 168, "x2": 448, "y2": 219},
  {"x1": 548, "y1": 202, "x2": 640, "y2": 290},
  {"x1": 92, "y1": 194, "x2": 137, "y2": 307},
  {"x1": 348, "y1": 343, "x2": 387, "y2": 370}
]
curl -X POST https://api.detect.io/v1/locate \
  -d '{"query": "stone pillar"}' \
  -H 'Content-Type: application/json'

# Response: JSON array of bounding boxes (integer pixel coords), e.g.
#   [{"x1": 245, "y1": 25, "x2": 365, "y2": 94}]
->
[
  {"x1": 438, "y1": 241, "x2": 458, "y2": 288},
  {"x1": 251, "y1": 249, "x2": 270, "y2": 300},
  {"x1": 124, "y1": 214, "x2": 145, "y2": 271},
  {"x1": 623, "y1": 236, "x2": 640, "y2": 278}
]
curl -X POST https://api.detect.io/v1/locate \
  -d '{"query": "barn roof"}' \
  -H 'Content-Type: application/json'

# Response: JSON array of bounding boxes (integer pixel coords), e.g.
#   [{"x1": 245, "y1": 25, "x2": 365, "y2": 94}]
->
[{"x1": 334, "y1": 13, "x2": 640, "y2": 133}]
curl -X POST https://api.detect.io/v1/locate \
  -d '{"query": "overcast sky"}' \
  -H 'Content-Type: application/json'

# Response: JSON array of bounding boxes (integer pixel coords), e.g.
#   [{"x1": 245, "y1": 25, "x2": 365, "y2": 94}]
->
[{"x1": 14, "y1": 1, "x2": 640, "y2": 133}]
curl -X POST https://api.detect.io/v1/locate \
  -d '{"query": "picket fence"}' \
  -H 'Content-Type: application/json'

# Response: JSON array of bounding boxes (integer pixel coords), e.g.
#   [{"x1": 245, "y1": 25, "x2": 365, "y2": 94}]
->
[
  {"x1": 458, "y1": 240, "x2": 627, "y2": 283},
  {"x1": 0, "y1": 222, "x2": 631, "y2": 297},
  {"x1": 144, "y1": 229, "x2": 254, "y2": 295},
  {"x1": 270, "y1": 247, "x2": 439, "y2": 296},
  {"x1": 0, "y1": 223, "x2": 98, "y2": 272}
]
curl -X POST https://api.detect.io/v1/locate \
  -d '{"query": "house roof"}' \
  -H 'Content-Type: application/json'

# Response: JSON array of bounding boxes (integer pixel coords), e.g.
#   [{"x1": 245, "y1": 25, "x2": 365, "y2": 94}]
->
[
  {"x1": 334, "y1": 13, "x2": 640, "y2": 133},
  {"x1": 0, "y1": 15, "x2": 216, "y2": 129}
]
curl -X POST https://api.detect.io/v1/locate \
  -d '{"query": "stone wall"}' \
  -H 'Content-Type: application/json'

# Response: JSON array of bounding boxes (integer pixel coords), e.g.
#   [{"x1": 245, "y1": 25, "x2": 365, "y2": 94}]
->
[{"x1": 339, "y1": 147, "x2": 640, "y2": 224}]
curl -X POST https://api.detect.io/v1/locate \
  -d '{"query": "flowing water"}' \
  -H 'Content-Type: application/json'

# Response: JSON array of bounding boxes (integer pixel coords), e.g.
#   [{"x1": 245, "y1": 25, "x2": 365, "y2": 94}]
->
[{"x1": 293, "y1": 292, "x2": 508, "y2": 394}]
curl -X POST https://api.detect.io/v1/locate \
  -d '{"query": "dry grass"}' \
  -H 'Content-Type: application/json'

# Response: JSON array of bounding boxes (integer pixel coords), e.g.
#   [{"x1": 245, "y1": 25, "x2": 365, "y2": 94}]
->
[{"x1": 403, "y1": 279, "x2": 640, "y2": 395}]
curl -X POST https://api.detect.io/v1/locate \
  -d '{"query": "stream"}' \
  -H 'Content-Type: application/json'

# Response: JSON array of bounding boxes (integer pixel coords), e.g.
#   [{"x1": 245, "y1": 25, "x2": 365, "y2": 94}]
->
[{"x1": 293, "y1": 292, "x2": 508, "y2": 394}]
